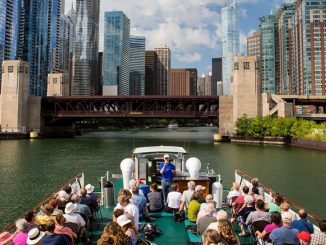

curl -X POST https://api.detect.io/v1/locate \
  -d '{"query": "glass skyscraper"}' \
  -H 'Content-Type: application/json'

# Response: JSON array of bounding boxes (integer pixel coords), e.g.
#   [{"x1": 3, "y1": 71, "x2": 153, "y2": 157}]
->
[
  {"x1": 103, "y1": 11, "x2": 130, "y2": 96},
  {"x1": 129, "y1": 36, "x2": 145, "y2": 95},
  {"x1": 72, "y1": 0, "x2": 100, "y2": 96},
  {"x1": 221, "y1": 0, "x2": 239, "y2": 96}
]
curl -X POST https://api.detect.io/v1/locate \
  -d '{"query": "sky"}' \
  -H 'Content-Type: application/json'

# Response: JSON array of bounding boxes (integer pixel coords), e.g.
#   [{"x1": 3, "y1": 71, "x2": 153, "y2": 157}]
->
[{"x1": 64, "y1": 0, "x2": 293, "y2": 75}]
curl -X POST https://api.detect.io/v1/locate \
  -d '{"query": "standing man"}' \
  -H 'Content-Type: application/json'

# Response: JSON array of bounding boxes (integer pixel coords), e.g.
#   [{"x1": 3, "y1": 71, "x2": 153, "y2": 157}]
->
[{"x1": 160, "y1": 154, "x2": 176, "y2": 205}]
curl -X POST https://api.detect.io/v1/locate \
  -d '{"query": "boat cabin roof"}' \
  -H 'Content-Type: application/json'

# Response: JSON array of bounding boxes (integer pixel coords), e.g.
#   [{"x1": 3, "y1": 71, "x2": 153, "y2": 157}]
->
[{"x1": 133, "y1": 146, "x2": 187, "y2": 155}]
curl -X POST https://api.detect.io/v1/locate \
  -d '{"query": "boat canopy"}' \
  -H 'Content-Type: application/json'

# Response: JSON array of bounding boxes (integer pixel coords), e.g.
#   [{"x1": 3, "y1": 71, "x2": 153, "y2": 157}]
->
[{"x1": 133, "y1": 146, "x2": 187, "y2": 154}]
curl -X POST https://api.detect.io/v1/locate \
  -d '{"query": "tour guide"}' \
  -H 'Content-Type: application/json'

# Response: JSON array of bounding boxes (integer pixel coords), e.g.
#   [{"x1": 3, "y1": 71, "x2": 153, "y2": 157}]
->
[{"x1": 159, "y1": 154, "x2": 176, "y2": 205}]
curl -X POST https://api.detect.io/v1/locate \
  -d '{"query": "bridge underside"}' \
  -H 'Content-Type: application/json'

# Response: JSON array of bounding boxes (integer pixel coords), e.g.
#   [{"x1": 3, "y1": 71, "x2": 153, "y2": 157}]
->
[{"x1": 41, "y1": 96, "x2": 219, "y2": 126}]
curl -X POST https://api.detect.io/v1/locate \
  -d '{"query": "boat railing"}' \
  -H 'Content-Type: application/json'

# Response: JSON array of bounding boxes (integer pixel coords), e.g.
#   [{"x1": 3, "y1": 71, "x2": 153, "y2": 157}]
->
[
  {"x1": 1, "y1": 172, "x2": 84, "y2": 233},
  {"x1": 235, "y1": 169, "x2": 321, "y2": 233}
]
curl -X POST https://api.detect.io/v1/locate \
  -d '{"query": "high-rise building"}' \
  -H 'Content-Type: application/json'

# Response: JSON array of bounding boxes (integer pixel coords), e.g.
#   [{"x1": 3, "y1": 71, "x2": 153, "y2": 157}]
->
[
  {"x1": 221, "y1": 0, "x2": 240, "y2": 96},
  {"x1": 72, "y1": 0, "x2": 100, "y2": 96},
  {"x1": 0, "y1": 0, "x2": 21, "y2": 93},
  {"x1": 247, "y1": 31, "x2": 261, "y2": 60},
  {"x1": 197, "y1": 73, "x2": 212, "y2": 96},
  {"x1": 291, "y1": 0, "x2": 326, "y2": 95},
  {"x1": 18, "y1": 0, "x2": 63, "y2": 96},
  {"x1": 155, "y1": 45, "x2": 171, "y2": 96},
  {"x1": 145, "y1": 51, "x2": 158, "y2": 95},
  {"x1": 97, "y1": 52, "x2": 103, "y2": 96},
  {"x1": 212, "y1": 58, "x2": 222, "y2": 96},
  {"x1": 278, "y1": 4, "x2": 295, "y2": 95},
  {"x1": 130, "y1": 36, "x2": 145, "y2": 95},
  {"x1": 259, "y1": 10, "x2": 280, "y2": 94},
  {"x1": 169, "y1": 69, "x2": 197, "y2": 96},
  {"x1": 103, "y1": 11, "x2": 130, "y2": 96}
]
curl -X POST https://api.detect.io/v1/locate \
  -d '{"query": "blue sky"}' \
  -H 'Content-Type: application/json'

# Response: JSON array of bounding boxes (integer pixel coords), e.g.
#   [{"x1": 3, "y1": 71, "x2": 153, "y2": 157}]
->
[{"x1": 65, "y1": 0, "x2": 291, "y2": 75}]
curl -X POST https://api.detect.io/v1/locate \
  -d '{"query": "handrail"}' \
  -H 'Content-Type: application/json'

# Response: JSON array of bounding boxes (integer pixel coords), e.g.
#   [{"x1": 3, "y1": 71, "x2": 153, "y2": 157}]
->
[
  {"x1": 1, "y1": 172, "x2": 84, "y2": 233},
  {"x1": 235, "y1": 169, "x2": 322, "y2": 223}
]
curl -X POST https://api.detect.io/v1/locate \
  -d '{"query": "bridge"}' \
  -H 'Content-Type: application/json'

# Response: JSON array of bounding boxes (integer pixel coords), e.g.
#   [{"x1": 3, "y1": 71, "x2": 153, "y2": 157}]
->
[{"x1": 41, "y1": 96, "x2": 219, "y2": 125}]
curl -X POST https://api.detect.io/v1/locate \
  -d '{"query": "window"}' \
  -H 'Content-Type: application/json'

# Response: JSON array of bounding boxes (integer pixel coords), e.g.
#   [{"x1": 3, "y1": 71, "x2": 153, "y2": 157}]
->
[
  {"x1": 53, "y1": 78, "x2": 57, "y2": 83},
  {"x1": 25, "y1": 67, "x2": 28, "y2": 74},
  {"x1": 19, "y1": 66, "x2": 24, "y2": 73},
  {"x1": 244, "y1": 62, "x2": 250, "y2": 69},
  {"x1": 234, "y1": 62, "x2": 239, "y2": 70},
  {"x1": 1, "y1": 66, "x2": 3, "y2": 73},
  {"x1": 8, "y1": 66, "x2": 14, "y2": 73}
]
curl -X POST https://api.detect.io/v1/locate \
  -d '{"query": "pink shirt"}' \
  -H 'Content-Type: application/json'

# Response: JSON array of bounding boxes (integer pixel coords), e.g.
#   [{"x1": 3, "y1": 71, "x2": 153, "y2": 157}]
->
[
  {"x1": 264, "y1": 224, "x2": 282, "y2": 233},
  {"x1": 54, "y1": 226, "x2": 76, "y2": 240},
  {"x1": 13, "y1": 232, "x2": 28, "y2": 245}
]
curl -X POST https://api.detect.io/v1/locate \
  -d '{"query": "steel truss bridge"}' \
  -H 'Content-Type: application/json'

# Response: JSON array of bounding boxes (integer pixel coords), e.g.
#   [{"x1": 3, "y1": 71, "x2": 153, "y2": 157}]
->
[{"x1": 41, "y1": 96, "x2": 219, "y2": 125}]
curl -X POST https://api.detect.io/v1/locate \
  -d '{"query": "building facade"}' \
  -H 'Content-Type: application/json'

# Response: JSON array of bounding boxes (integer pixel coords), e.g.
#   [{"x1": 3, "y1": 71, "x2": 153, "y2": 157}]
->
[
  {"x1": 221, "y1": 0, "x2": 240, "y2": 96},
  {"x1": 169, "y1": 69, "x2": 197, "y2": 96},
  {"x1": 197, "y1": 73, "x2": 212, "y2": 96},
  {"x1": 145, "y1": 51, "x2": 158, "y2": 95},
  {"x1": 247, "y1": 31, "x2": 261, "y2": 59},
  {"x1": 103, "y1": 11, "x2": 130, "y2": 96},
  {"x1": 72, "y1": 0, "x2": 100, "y2": 96},
  {"x1": 212, "y1": 58, "x2": 222, "y2": 96},
  {"x1": 155, "y1": 45, "x2": 171, "y2": 96},
  {"x1": 47, "y1": 73, "x2": 69, "y2": 96},
  {"x1": 129, "y1": 36, "x2": 145, "y2": 95}
]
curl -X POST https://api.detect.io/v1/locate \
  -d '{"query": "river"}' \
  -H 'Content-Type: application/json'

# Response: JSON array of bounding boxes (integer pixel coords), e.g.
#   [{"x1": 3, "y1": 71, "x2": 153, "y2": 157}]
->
[{"x1": 0, "y1": 127, "x2": 325, "y2": 229}]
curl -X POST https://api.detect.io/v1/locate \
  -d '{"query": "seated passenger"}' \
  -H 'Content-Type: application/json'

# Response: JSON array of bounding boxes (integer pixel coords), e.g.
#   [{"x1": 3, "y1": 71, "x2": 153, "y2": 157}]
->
[
  {"x1": 270, "y1": 212, "x2": 299, "y2": 245},
  {"x1": 48, "y1": 199, "x2": 63, "y2": 216},
  {"x1": 280, "y1": 202, "x2": 298, "y2": 222},
  {"x1": 70, "y1": 194, "x2": 92, "y2": 224},
  {"x1": 296, "y1": 231, "x2": 311, "y2": 245},
  {"x1": 292, "y1": 209, "x2": 314, "y2": 234},
  {"x1": 36, "y1": 204, "x2": 55, "y2": 226},
  {"x1": 179, "y1": 181, "x2": 195, "y2": 213},
  {"x1": 246, "y1": 199, "x2": 270, "y2": 226},
  {"x1": 129, "y1": 179, "x2": 144, "y2": 197},
  {"x1": 79, "y1": 188, "x2": 98, "y2": 214},
  {"x1": 267, "y1": 193, "x2": 283, "y2": 214},
  {"x1": 24, "y1": 211, "x2": 38, "y2": 232},
  {"x1": 187, "y1": 193, "x2": 202, "y2": 223},
  {"x1": 56, "y1": 191, "x2": 68, "y2": 212},
  {"x1": 96, "y1": 233, "x2": 117, "y2": 245},
  {"x1": 63, "y1": 202, "x2": 86, "y2": 227},
  {"x1": 85, "y1": 184, "x2": 97, "y2": 202},
  {"x1": 197, "y1": 203, "x2": 217, "y2": 236},
  {"x1": 311, "y1": 219, "x2": 326, "y2": 244},
  {"x1": 112, "y1": 208, "x2": 124, "y2": 222},
  {"x1": 251, "y1": 187, "x2": 264, "y2": 201},
  {"x1": 197, "y1": 195, "x2": 217, "y2": 223},
  {"x1": 13, "y1": 218, "x2": 28, "y2": 245},
  {"x1": 206, "y1": 210, "x2": 228, "y2": 231},
  {"x1": 232, "y1": 186, "x2": 250, "y2": 214},
  {"x1": 26, "y1": 228, "x2": 45, "y2": 245},
  {"x1": 251, "y1": 178, "x2": 264, "y2": 196},
  {"x1": 217, "y1": 219, "x2": 240, "y2": 245},
  {"x1": 237, "y1": 195, "x2": 256, "y2": 236},
  {"x1": 54, "y1": 213, "x2": 77, "y2": 243},
  {"x1": 147, "y1": 183, "x2": 163, "y2": 212},
  {"x1": 131, "y1": 187, "x2": 153, "y2": 221},
  {"x1": 165, "y1": 183, "x2": 182, "y2": 213},
  {"x1": 100, "y1": 222, "x2": 128, "y2": 245},
  {"x1": 194, "y1": 185, "x2": 206, "y2": 203},
  {"x1": 117, "y1": 215, "x2": 138, "y2": 245},
  {"x1": 63, "y1": 186, "x2": 73, "y2": 202},
  {"x1": 203, "y1": 229, "x2": 226, "y2": 245},
  {"x1": 42, "y1": 220, "x2": 70, "y2": 245},
  {"x1": 227, "y1": 182, "x2": 241, "y2": 206},
  {"x1": 116, "y1": 195, "x2": 139, "y2": 228},
  {"x1": 256, "y1": 211, "x2": 282, "y2": 241}
]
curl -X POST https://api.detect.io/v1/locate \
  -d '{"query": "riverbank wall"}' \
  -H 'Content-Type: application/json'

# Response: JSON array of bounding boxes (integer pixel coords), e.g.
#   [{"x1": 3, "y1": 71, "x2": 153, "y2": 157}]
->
[
  {"x1": 0, "y1": 133, "x2": 28, "y2": 140},
  {"x1": 291, "y1": 138, "x2": 326, "y2": 151}
]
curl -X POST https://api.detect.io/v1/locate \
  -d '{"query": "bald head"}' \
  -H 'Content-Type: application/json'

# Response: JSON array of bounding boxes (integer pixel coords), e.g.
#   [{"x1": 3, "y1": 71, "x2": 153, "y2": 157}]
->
[
  {"x1": 205, "y1": 203, "x2": 215, "y2": 216},
  {"x1": 298, "y1": 209, "x2": 308, "y2": 219},
  {"x1": 80, "y1": 188, "x2": 87, "y2": 196}
]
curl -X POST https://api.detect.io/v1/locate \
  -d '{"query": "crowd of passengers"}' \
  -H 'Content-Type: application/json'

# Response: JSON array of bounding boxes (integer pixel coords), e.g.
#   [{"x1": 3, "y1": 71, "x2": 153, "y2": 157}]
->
[{"x1": 10, "y1": 178, "x2": 326, "y2": 245}]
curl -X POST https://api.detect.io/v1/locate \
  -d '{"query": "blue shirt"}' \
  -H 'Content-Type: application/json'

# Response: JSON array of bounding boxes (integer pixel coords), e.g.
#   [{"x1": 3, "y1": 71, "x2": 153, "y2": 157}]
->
[
  {"x1": 292, "y1": 219, "x2": 314, "y2": 234},
  {"x1": 270, "y1": 226, "x2": 299, "y2": 245},
  {"x1": 132, "y1": 194, "x2": 147, "y2": 212},
  {"x1": 159, "y1": 163, "x2": 176, "y2": 180},
  {"x1": 41, "y1": 234, "x2": 70, "y2": 245}
]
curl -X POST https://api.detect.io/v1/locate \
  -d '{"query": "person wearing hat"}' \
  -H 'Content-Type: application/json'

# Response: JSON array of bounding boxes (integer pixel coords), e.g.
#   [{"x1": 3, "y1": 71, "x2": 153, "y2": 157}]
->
[
  {"x1": 35, "y1": 204, "x2": 55, "y2": 225},
  {"x1": 117, "y1": 215, "x2": 138, "y2": 245},
  {"x1": 85, "y1": 184, "x2": 97, "y2": 202},
  {"x1": 26, "y1": 228, "x2": 45, "y2": 245},
  {"x1": 297, "y1": 231, "x2": 311, "y2": 245},
  {"x1": 270, "y1": 212, "x2": 299, "y2": 245},
  {"x1": 159, "y1": 154, "x2": 176, "y2": 205},
  {"x1": 195, "y1": 185, "x2": 206, "y2": 204},
  {"x1": 63, "y1": 202, "x2": 86, "y2": 227}
]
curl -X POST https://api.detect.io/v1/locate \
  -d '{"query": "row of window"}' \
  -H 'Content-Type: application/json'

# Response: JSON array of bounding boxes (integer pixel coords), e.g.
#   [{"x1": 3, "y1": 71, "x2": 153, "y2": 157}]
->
[
  {"x1": 234, "y1": 62, "x2": 259, "y2": 70},
  {"x1": 1, "y1": 66, "x2": 28, "y2": 73}
]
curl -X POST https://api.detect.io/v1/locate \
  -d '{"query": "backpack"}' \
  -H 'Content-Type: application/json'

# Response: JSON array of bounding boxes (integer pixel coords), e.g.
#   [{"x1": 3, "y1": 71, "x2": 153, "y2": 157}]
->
[
  {"x1": 140, "y1": 223, "x2": 163, "y2": 241},
  {"x1": 136, "y1": 238, "x2": 152, "y2": 245},
  {"x1": 173, "y1": 210, "x2": 186, "y2": 223}
]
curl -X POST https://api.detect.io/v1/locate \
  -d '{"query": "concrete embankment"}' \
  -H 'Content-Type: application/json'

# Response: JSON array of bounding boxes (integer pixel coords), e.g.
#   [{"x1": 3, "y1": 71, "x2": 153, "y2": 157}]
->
[
  {"x1": 291, "y1": 138, "x2": 326, "y2": 151},
  {"x1": 0, "y1": 133, "x2": 29, "y2": 140}
]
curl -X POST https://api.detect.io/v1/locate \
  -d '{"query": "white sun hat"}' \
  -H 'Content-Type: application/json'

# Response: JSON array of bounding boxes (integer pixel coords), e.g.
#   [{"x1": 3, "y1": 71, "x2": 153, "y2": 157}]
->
[
  {"x1": 85, "y1": 184, "x2": 95, "y2": 193},
  {"x1": 27, "y1": 228, "x2": 45, "y2": 245},
  {"x1": 117, "y1": 215, "x2": 131, "y2": 227},
  {"x1": 65, "y1": 202, "x2": 77, "y2": 214}
]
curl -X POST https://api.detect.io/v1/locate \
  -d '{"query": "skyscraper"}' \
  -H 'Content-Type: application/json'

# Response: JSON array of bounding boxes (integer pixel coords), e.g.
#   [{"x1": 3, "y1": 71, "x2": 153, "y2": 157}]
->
[
  {"x1": 221, "y1": 0, "x2": 240, "y2": 96},
  {"x1": 18, "y1": 0, "x2": 63, "y2": 96},
  {"x1": 72, "y1": 0, "x2": 100, "y2": 96},
  {"x1": 103, "y1": 11, "x2": 130, "y2": 96},
  {"x1": 129, "y1": 36, "x2": 145, "y2": 95},
  {"x1": 212, "y1": 58, "x2": 222, "y2": 96},
  {"x1": 0, "y1": 0, "x2": 21, "y2": 92},
  {"x1": 145, "y1": 51, "x2": 158, "y2": 95},
  {"x1": 169, "y1": 69, "x2": 197, "y2": 96},
  {"x1": 155, "y1": 45, "x2": 171, "y2": 96}
]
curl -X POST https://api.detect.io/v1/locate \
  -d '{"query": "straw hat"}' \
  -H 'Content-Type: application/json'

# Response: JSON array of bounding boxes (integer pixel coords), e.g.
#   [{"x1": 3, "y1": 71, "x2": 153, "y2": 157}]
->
[
  {"x1": 85, "y1": 184, "x2": 95, "y2": 193},
  {"x1": 27, "y1": 228, "x2": 45, "y2": 245},
  {"x1": 65, "y1": 202, "x2": 77, "y2": 214}
]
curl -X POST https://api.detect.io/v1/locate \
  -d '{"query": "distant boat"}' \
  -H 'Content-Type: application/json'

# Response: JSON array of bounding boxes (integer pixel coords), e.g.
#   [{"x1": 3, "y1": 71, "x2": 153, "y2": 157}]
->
[{"x1": 168, "y1": 123, "x2": 178, "y2": 130}]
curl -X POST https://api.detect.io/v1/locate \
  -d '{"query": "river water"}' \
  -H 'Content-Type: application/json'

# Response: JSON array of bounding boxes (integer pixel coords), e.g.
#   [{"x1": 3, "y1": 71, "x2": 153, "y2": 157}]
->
[{"x1": 0, "y1": 127, "x2": 325, "y2": 229}]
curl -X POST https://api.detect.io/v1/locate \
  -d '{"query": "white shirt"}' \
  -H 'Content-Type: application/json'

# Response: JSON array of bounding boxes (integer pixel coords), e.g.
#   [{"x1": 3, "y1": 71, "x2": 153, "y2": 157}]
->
[
  {"x1": 167, "y1": 191, "x2": 182, "y2": 209},
  {"x1": 124, "y1": 203, "x2": 139, "y2": 228},
  {"x1": 64, "y1": 212, "x2": 86, "y2": 227}
]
